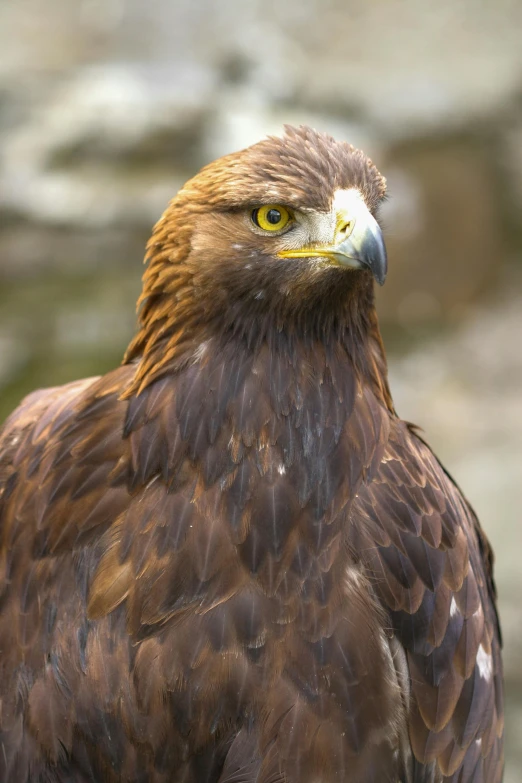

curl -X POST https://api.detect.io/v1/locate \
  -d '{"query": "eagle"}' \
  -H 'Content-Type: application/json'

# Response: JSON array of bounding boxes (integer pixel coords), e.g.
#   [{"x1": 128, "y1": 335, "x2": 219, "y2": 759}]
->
[{"x1": 0, "y1": 126, "x2": 503, "y2": 783}]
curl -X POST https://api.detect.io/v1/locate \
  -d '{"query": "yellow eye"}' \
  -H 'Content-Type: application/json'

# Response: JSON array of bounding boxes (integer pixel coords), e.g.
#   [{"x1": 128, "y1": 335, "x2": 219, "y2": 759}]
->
[{"x1": 252, "y1": 205, "x2": 292, "y2": 232}]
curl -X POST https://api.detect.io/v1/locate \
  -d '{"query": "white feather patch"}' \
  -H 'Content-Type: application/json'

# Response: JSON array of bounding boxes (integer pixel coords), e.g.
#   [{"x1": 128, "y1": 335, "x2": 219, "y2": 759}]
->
[{"x1": 476, "y1": 644, "x2": 493, "y2": 681}]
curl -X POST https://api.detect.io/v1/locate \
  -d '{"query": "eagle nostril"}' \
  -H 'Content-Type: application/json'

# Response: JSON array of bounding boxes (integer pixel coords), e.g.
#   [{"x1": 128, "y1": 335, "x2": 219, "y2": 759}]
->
[{"x1": 338, "y1": 219, "x2": 354, "y2": 237}]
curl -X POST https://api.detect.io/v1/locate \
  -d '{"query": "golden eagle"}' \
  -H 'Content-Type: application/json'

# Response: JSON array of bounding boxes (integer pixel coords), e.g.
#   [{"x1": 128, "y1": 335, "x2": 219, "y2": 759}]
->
[{"x1": 0, "y1": 126, "x2": 503, "y2": 782}]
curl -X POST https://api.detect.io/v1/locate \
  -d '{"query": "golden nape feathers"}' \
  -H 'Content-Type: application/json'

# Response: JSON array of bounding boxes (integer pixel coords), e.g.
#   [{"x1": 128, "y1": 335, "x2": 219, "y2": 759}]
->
[{"x1": 0, "y1": 126, "x2": 503, "y2": 783}]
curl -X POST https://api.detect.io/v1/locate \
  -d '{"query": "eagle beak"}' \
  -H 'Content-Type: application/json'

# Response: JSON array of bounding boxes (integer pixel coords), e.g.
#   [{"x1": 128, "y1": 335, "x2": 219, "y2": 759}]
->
[
  {"x1": 277, "y1": 190, "x2": 387, "y2": 285},
  {"x1": 327, "y1": 209, "x2": 388, "y2": 286}
]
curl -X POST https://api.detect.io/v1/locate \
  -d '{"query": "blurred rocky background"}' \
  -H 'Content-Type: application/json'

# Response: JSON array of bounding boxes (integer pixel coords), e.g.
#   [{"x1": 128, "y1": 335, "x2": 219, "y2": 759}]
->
[{"x1": 1, "y1": 0, "x2": 522, "y2": 776}]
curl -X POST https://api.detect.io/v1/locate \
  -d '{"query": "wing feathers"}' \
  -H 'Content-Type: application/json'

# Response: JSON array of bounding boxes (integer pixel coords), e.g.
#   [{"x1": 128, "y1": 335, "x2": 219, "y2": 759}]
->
[{"x1": 351, "y1": 420, "x2": 503, "y2": 782}]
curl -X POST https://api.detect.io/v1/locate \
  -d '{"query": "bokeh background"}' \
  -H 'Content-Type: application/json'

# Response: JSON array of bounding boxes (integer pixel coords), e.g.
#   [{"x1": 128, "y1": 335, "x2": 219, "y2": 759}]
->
[{"x1": 1, "y1": 0, "x2": 521, "y2": 776}]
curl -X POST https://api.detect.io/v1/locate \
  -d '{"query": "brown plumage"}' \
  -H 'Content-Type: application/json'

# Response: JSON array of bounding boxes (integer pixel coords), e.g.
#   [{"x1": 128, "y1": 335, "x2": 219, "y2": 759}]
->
[{"x1": 0, "y1": 126, "x2": 503, "y2": 782}]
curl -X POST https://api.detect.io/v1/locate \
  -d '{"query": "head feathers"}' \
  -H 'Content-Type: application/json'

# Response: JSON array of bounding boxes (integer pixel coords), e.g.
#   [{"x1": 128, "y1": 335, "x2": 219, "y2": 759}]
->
[{"x1": 178, "y1": 125, "x2": 386, "y2": 213}]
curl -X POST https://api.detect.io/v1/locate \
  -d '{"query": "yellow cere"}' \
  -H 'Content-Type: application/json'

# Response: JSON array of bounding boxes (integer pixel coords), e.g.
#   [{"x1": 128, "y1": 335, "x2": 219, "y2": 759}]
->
[{"x1": 252, "y1": 205, "x2": 292, "y2": 232}]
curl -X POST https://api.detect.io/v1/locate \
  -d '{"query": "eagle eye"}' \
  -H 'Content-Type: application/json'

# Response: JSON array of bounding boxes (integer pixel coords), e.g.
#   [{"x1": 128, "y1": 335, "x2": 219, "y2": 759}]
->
[{"x1": 252, "y1": 205, "x2": 292, "y2": 232}]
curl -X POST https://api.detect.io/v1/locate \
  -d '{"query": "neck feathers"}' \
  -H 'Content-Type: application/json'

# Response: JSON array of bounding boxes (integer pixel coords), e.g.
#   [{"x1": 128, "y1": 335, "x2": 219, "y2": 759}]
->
[{"x1": 123, "y1": 203, "x2": 393, "y2": 413}]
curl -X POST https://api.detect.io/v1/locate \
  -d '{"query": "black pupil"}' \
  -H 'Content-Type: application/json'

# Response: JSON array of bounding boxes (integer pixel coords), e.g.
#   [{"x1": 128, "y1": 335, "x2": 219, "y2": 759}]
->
[{"x1": 266, "y1": 209, "x2": 281, "y2": 225}]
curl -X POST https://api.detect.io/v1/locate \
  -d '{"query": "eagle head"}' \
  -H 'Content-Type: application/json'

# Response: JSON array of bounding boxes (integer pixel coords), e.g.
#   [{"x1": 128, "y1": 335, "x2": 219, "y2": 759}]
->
[
  {"x1": 182, "y1": 124, "x2": 387, "y2": 284},
  {"x1": 125, "y1": 125, "x2": 388, "y2": 393}
]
